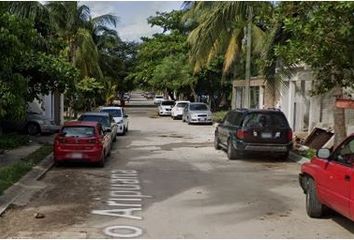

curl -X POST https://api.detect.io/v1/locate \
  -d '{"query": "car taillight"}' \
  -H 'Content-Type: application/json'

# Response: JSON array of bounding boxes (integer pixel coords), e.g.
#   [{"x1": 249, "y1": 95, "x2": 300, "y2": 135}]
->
[
  {"x1": 288, "y1": 130, "x2": 293, "y2": 141},
  {"x1": 236, "y1": 129, "x2": 247, "y2": 139}
]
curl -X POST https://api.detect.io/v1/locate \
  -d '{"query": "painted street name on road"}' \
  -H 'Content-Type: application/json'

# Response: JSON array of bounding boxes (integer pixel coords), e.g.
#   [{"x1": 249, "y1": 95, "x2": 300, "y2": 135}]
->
[{"x1": 92, "y1": 169, "x2": 151, "y2": 238}]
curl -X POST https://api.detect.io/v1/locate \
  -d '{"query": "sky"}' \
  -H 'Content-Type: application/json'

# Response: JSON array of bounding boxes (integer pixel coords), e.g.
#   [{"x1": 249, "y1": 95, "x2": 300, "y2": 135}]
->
[{"x1": 83, "y1": 1, "x2": 183, "y2": 42}]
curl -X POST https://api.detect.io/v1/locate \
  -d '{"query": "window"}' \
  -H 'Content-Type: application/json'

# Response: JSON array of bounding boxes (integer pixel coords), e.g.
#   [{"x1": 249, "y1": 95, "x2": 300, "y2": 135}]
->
[
  {"x1": 79, "y1": 115, "x2": 110, "y2": 128},
  {"x1": 61, "y1": 126, "x2": 95, "y2": 137},
  {"x1": 190, "y1": 104, "x2": 208, "y2": 111},
  {"x1": 177, "y1": 102, "x2": 188, "y2": 108},
  {"x1": 101, "y1": 109, "x2": 122, "y2": 117},
  {"x1": 243, "y1": 112, "x2": 289, "y2": 128},
  {"x1": 333, "y1": 138, "x2": 354, "y2": 165},
  {"x1": 161, "y1": 101, "x2": 175, "y2": 106}
]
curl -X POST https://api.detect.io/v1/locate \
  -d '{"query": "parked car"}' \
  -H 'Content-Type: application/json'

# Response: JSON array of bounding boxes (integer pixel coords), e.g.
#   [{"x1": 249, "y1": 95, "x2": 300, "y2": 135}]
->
[
  {"x1": 99, "y1": 106, "x2": 129, "y2": 135},
  {"x1": 214, "y1": 109, "x2": 293, "y2": 160},
  {"x1": 54, "y1": 121, "x2": 111, "y2": 167},
  {"x1": 158, "y1": 100, "x2": 175, "y2": 116},
  {"x1": 78, "y1": 112, "x2": 117, "y2": 144},
  {"x1": 299, "y1": 135, "x2": 354, "y2": 220},
  {"x1": 171, "y1": 101, "x2": 190, "y2": 120},
  {"x1": 123, "y1": 93, "x2": 131, "y2": 101},
  {"x1": 1, "y1": 111, "x2": 60, "y2": 135},
  {"x1": 154, "y1": 95, "x2": 164, "y2": 105},
  {"x1": 182, "y1": 102, "x2": 213, "y2": 125},
  {"x1": 145, "y1": 92, "x2": 154, "y2": 99}
]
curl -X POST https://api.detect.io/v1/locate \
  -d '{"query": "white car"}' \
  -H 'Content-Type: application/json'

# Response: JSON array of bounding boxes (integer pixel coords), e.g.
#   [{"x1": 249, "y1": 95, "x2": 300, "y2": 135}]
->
[
  {"x1": 100, "y1": 106, "x2": 129, "y2": 135},
  {"x1": 154, "y1": 95, "x2": 164, "y2": 105},
  {"x1": 171, "y1": 101, "x2": 190, "y2": 120},
  {"x1": 158, "y1": 100, "x2": 175, "y2": 116}
]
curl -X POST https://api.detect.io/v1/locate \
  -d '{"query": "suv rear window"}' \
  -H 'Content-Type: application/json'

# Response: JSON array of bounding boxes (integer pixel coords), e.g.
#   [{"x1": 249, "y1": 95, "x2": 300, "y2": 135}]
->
[
  {"x1": 243, "y1": 112, "x2": 289, "y2": 128},
  {"x1": 62, "y1": 126, "x2": 95, "y2": 137}
]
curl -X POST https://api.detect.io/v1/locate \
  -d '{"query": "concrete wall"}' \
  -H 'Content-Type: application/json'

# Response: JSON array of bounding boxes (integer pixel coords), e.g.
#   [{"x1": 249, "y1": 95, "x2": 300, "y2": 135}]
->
[{"x1": 28, "y1": 92, "x2": 64, "y2": 125}]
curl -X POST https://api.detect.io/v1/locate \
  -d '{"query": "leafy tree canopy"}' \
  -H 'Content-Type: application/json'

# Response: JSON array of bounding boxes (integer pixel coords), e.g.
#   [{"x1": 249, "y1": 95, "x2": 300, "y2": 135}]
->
[
  {"x1": 0, "y1": 13, "x2": 78, "y2": 120},
  {"x1": 275, "y1": 1, "x2": 354, "y2": 94}
]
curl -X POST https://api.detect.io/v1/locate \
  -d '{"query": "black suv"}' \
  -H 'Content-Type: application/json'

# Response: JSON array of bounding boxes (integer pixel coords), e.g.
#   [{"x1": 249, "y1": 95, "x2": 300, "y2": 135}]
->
[{"x1": 214, "y1": 109, "x2": 293, "y2": 160}]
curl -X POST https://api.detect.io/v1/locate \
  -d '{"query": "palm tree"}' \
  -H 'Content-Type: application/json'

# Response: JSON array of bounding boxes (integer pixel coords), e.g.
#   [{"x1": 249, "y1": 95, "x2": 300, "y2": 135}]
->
[
  {"x1": 46, "y1": 2, "x2": 118, "y2": 80},
  {"x1": 185, "y1": 2, "x2": 273, "y2": 107}
]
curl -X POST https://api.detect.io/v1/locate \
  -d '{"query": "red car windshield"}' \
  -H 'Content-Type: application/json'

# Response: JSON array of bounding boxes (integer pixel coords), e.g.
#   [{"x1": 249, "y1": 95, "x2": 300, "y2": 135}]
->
[{"x1": 61, "y1": 126, "x2": 96, "y2": 137}]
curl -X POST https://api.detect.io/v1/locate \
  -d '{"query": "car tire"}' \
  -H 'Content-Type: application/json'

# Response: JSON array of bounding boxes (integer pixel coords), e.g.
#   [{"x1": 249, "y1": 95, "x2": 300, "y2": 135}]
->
[
  {"x1": 227, "y1": 140, "x2": 238, "y2": 160},
  {"x1": 306, "y1": 177, "x2": 325, "y2": 218},
  {"x1": 26, "y1": 122, "x2": 40, "y2": 135},
  {"x1": 214, "y1": 134, "x2": 221, "y2": 150},
  {"x1": 97, "y1": 154, "x2": 105, "y2": 168}
]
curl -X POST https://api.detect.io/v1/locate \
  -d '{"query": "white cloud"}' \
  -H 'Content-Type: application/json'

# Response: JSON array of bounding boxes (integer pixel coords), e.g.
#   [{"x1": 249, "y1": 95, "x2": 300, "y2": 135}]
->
[{"x1": 82, "y1": 1, "x2": 182, "y2": 42}]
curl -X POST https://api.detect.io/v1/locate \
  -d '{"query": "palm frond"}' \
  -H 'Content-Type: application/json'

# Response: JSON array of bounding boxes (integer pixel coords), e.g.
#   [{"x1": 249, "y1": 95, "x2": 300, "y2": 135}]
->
[
  {"x1": 223, "y1": 29, "x2": 243, "y2": 73},
  {"x1": 93, "y1": 14, "x2": 119, "y2": 28}
]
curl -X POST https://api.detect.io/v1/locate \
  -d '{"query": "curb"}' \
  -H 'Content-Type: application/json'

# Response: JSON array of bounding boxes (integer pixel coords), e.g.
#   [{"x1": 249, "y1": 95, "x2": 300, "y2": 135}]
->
[
  {"x1": 288, "y1": 151, "x2": 310, "y2": 164},
  {"x1": 0, "y1": 153, "x2": 54, "y2": 216}
]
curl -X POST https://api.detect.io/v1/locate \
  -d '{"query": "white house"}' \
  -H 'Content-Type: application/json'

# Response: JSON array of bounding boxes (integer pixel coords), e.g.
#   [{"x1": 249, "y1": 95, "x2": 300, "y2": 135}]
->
[{"x1": 28, "y1": 92, "x2": 64, "y2": 125}]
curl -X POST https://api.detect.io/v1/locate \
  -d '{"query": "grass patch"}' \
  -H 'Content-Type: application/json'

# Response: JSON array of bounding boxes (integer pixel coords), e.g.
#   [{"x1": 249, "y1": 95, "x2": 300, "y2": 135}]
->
[
  {"x1": 212, "y1": 111, "x2": 228, "y2": 123},
  {"x1": 0, "y1": 133, "x2": 30, "y2": 150},
  {"x1": 0, "y1": 144, "x2": 52, "y2": 195}
]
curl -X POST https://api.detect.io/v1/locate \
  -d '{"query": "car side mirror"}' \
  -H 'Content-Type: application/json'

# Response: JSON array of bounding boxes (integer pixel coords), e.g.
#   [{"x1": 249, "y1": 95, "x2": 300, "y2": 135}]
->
[{"x1": 317, "y1": 148, "x2": 331, "y2": 159}]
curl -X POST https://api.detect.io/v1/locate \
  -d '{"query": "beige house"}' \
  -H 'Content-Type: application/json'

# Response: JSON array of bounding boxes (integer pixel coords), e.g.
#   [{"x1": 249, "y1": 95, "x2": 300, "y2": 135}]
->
[{"x1": 231, "y1": 66, "x2": 354, "y2": 134}]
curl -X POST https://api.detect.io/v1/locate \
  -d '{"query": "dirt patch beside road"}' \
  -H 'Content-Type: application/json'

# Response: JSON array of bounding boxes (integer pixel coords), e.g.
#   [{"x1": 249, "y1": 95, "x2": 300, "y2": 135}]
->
[{"x1": 0, "y1": 167, "x2": 106, "y2": 238}]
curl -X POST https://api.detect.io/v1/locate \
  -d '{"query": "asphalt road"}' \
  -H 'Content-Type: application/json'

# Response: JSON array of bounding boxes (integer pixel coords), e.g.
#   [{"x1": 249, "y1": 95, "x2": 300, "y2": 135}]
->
[{"x1": 0, "y1": 93, "x2": 354, "y2": 238}]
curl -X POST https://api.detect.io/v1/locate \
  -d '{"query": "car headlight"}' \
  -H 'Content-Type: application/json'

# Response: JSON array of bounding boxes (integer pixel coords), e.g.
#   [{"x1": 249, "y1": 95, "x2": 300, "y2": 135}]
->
[
  {"x1": 118, "y1": 120, "x2": 123, "y2": 124},
  {"x1": 191, "y1": 113, "x2": 198, "y2": 118}
]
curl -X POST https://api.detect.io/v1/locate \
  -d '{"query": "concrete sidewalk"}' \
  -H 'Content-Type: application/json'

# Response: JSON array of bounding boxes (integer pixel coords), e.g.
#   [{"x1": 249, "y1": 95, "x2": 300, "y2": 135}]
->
[
  {"x1": 0, "y1": 134, "x2": 54, "y2": 168},
  {"x1": 0, "y1": 134, "x2": 55, "y2": 216}
]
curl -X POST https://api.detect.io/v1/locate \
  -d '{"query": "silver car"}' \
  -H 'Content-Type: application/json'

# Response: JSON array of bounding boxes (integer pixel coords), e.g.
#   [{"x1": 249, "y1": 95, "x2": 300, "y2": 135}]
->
[{"x1": 182, "y1": 102, "x2": 213, "y2": 124}]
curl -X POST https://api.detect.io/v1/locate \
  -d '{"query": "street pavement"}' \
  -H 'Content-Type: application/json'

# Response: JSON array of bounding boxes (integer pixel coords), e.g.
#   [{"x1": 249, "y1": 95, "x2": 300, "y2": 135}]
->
[{"x1": 0, "y1": 93, "x2": 354, "y2": 238}]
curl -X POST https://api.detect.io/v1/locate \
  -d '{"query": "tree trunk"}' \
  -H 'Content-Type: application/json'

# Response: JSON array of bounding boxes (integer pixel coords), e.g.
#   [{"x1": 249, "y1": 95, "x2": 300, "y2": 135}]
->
[
  {"x1": 244, "y1": 6, "x2": 253, "y2": 108},
  {"x1": 190, "y1": 85, "x2": 198, "y2": 102},
  {"x1": 332, "y1": 86, "x2": 347, "y2": 147}
]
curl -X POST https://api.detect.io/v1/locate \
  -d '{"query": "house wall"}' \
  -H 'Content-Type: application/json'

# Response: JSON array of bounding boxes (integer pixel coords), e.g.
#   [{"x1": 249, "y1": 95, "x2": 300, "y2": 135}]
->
[
  {"x1": 232, "y1": 77, "x2": 278, "y2": 109},
  {"x1": 28, "y1": 92, "x2": 64, "y2": 125}
]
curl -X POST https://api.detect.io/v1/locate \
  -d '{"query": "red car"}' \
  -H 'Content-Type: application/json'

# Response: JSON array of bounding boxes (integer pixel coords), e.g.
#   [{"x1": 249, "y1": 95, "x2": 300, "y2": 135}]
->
[
  {"x1": 54, "y1": 121, "x2": 111, "y2": 167},
  {"x1": 299, "y1": 134, "x2": 354, "y2": 220}
]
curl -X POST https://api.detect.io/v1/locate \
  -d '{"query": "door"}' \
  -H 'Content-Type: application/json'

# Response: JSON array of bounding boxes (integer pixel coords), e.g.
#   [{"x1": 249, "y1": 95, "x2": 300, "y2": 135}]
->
[
  {"x1": 217, "y1": 113, "x2": 230, "y2": 145},
  {"x1": 323, "y1": 138, "x2": 354, "y2": 218}
]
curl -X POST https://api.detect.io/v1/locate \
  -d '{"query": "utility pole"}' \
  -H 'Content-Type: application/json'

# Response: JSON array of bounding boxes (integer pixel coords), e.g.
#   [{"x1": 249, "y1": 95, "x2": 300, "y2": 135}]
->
[{"x1": 244, "y1": 6, "x2": 253, "y2": 108}]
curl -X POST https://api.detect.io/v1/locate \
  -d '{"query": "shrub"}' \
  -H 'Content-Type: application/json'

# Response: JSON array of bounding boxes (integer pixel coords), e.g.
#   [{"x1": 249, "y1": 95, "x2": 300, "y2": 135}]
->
[
  {"x1": 0, "y1": 134, "x2": 30, "y2": 149},
  {"x1": 212, "y1": 111, "x2": 228, "y2": 123}
]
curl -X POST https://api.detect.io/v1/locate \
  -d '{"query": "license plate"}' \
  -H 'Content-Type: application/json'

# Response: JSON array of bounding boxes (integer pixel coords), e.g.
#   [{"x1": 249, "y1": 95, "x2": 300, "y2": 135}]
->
[
  {"x1": 69, "y1": 153, "x2": 83, "y2": 159},
  {"x1": 261, "y1": 133, "x2": 272, "y2": 139}
]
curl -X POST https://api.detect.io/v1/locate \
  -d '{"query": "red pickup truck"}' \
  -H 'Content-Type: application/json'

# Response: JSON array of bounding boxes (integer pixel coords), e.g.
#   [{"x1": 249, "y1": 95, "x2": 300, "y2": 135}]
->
[{"x1": 299, "y1": 135, "x2": 354, "y2": 220}]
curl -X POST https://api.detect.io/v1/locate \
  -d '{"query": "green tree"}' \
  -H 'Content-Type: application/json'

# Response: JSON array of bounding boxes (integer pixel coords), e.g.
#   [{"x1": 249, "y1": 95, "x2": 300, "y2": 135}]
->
[
  {"x1": 129, "y1": 10, "x2": 197, "y2": 100},
  {"x1": 274, "y1": 2, "x2": 354, "y2": 145},
  {"x1": 0, "y1": 12, "x2": 78, "y2": 121}
]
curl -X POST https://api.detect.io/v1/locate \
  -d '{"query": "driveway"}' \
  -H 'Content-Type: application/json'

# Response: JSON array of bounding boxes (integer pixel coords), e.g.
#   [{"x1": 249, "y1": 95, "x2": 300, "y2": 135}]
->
[{"x1": 0, "y1": 95, "x2": 354, "y2": 238}]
